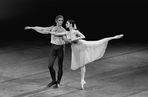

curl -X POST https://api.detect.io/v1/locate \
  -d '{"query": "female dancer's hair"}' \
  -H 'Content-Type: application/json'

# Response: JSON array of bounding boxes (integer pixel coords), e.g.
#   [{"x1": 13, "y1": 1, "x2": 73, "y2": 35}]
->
[{"x1": 67, "y1": 19, "x2": 77, "y2": 30}]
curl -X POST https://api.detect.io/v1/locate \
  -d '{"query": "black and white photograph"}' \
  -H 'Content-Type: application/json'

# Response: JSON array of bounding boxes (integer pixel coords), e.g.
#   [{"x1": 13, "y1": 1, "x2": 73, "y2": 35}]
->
[{"x1": 0, "y1": 0, "x2": 147, "y2": 97}]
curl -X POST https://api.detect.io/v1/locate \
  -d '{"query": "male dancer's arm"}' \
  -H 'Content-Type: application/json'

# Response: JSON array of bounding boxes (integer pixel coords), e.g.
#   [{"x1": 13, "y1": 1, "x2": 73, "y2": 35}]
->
[
  {"x1": 50, "y1": 27, "x2": 68, "y2": 36},
  {"x1": 25, "y1": 26, "x2": 54, "y2": 34},
  {"x1": 25, "y1": 26, "x2": 67, "y2": 36},
  {"x1": 50, "y1": 31, "x2": 68, "y2": 36}
]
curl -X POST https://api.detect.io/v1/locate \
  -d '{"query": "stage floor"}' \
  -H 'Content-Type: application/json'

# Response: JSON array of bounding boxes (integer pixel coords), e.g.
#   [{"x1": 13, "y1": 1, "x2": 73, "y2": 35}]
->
[{"x1": 0, "y1": 40, "x2": 148, "y2": 97}]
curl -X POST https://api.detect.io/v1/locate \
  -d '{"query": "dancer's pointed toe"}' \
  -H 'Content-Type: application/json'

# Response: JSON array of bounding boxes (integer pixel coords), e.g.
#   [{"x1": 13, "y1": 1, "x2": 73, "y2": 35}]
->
[
  {"x1": 81, "y1": 80, "x2": 86, "y2": 90},
  {"x1": 114, "y1": 34, "x2": 124, "y2": 39}
]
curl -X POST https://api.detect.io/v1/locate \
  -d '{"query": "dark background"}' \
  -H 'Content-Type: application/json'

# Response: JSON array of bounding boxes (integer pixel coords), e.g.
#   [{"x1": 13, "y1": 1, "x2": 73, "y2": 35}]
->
[{"x1": 0, "y1": 0, "x2": 147, "y2": 43}]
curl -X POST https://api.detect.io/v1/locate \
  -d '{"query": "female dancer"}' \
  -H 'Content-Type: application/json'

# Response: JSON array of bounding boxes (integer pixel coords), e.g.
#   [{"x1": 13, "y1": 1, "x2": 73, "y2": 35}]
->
[{"x1": 64, "y1": 20, "x2": 123, "y2": 89}]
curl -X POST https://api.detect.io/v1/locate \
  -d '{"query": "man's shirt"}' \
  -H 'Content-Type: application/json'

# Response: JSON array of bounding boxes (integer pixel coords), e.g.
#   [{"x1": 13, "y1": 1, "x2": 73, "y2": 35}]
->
[{"x1": 50, "y1": 26, "x2": 66, "y2": 45}]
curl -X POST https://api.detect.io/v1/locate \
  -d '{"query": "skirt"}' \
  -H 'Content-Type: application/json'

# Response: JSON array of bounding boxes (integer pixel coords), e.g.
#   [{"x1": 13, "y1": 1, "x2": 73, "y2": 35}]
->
[{"x1": 71, "y1": 38, "x2": 111, "y2": 70}]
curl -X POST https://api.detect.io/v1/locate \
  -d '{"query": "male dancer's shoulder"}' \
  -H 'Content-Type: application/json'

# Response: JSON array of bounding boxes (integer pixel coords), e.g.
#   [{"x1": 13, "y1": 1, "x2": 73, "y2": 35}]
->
[
  {"x1": 61, "y1": 27, "x2": 67, "y2": 32},
  {"x1": 51, "y1": 26, "x2": 57, "y2": 32}
]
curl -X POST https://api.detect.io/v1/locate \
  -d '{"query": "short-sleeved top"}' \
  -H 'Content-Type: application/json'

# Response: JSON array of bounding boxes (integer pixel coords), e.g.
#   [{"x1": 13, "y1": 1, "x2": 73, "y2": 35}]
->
[{"x1": 50, "y1": 26, "x2": 66, "y2": 45}]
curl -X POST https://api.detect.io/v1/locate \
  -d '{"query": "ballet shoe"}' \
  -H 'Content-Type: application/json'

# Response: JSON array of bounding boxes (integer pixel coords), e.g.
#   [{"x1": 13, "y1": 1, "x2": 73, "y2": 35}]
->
[
  {"x1": 53, "y1": 83, "x2": 60, "y2": 89},
  {"x1": 81, "y1": 80, "x2": 86, "y2": 90},
  {"x1": 47, "y1": 81, "x2": 57, "y2": 88},
  {"x1": 114, "y1": 34, "x2": 124, "y2": 39}
]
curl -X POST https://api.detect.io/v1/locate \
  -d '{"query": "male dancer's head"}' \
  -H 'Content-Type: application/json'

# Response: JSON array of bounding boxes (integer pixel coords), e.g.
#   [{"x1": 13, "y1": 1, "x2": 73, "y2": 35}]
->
[{"x1": 55, "y1": 15, "x2": 64, "y2": 27}]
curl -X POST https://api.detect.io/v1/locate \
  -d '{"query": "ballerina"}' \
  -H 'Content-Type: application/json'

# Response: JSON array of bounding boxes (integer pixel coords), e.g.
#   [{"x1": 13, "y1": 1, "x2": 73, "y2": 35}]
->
[{"x1": 64, "y1": 19, "x2": 123, "y2": 90}]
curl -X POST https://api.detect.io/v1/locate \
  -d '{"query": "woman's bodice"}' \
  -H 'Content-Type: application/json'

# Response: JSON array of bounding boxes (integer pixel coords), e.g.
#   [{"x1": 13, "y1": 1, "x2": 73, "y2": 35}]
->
[{"x1": 66, "y1": 30, "x2": 80, "y2": 40}]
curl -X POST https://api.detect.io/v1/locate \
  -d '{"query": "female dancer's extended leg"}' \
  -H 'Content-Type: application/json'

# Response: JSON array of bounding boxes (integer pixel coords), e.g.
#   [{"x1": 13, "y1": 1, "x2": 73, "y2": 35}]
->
[
  {"x1": 99, "y1": 34, "x2": 124, "y2": 43},
  {"x1": 81, "y1": 66, "x2": 86, "y2": 90}
]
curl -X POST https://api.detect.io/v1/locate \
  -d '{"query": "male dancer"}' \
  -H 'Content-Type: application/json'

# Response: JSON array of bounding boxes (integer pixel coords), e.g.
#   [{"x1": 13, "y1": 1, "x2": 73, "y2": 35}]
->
[{"x1": 25, "y1": 15, "x2": 67, "y2": 88}]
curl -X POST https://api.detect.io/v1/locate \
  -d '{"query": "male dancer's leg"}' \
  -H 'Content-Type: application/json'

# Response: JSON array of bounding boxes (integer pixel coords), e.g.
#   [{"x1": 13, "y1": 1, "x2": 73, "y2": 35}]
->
[
  {"x1": 54, "y1": 45, "x2": 65, "y2": 88},
  {"x1": 47, "y1": 45, "x2": 57, "y2": 87}
]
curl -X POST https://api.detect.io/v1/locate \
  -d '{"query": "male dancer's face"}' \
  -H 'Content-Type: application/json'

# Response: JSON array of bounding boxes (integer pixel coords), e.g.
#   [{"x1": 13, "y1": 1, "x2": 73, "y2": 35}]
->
[{"x1": 56, "y1": 18, "x2": 64, "y2": 26}]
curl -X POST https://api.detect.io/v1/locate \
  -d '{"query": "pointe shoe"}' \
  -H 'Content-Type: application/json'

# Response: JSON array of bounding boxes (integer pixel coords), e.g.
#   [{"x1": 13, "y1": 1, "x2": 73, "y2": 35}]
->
[
  {"x1": 114, "y1": 34, "x2": 124, "y2": 39},
  {"x1": 81, "y1": 80, "x2": 86, "y2": 90}
]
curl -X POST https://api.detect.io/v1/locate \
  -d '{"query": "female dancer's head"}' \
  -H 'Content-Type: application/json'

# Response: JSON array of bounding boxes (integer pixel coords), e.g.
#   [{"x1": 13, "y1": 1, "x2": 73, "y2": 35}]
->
[{"x1": 66, "y1": 19, "x2": 77, "y2": 30}]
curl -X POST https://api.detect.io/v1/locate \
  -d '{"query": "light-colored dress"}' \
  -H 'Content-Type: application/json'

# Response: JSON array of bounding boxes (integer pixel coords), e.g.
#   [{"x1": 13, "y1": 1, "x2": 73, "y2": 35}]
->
[{"x1": 67, "y1": 30, "x2": 122, "y2": 70}]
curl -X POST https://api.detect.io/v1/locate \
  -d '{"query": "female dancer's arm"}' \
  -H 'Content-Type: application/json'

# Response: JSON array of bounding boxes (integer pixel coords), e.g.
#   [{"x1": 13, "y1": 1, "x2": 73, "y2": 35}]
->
[{"x1": 71, "y1": 30, "x2": 85, "y2": 41}]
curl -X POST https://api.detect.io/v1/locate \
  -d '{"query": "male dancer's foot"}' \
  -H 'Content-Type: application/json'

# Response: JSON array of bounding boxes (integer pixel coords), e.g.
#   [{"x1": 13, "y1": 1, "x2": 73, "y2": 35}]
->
[
  {"x1": 54, "y1": 83, "x2": 60, "y2": 89},
  {"x1": 53, "y1": 81, "x2": 60, "y2": 89},
  {"x1": 47, "y1": 81, "x2": 57, "y2": 88}
]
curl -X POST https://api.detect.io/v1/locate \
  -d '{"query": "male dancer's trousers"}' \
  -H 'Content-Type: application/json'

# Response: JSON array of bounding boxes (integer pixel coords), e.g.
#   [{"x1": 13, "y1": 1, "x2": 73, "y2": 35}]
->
[{"x1": 48, "y1": 44, "x2": 65, "y2": 84}]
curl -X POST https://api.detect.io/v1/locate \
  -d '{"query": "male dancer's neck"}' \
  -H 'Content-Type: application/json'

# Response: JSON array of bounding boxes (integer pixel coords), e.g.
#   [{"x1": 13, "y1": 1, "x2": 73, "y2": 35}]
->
[{"x1": 56, "y1": 24, "x2": 62, "y2": 28}]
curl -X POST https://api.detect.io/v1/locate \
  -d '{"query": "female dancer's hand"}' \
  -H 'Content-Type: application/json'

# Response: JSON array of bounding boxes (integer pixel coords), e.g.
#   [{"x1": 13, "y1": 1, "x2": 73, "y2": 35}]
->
[
  {"x1": 71, "y1": 40, "x2": 79, "y2": 44},
  {"x1": 62, "y1": 36, "x2": 71, "y2": 44}
]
